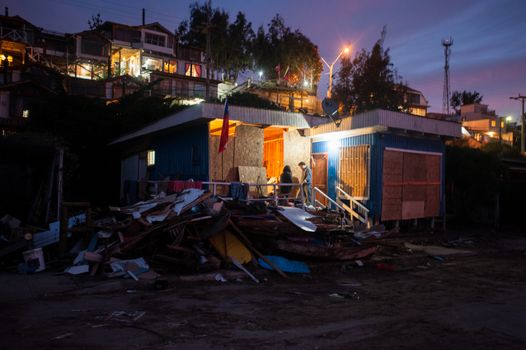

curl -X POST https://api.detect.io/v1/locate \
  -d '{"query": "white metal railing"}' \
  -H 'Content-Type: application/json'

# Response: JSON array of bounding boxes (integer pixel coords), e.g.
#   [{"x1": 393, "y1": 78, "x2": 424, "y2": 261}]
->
[
  {"x1": 145, "y1": 180, "x2": 306, "y2": 209},
  {"x1": 313, "y1": 187, "x2": 347, "y2": 218},
  {"x1": 335, "y1": 186, "x2": 369, "y2": 224}
]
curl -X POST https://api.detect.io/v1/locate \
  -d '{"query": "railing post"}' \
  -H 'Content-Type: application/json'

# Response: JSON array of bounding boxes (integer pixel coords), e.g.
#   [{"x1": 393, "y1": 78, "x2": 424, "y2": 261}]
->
[
  {"x1": 300, "y1": 183, "x2": 305, "y2": 210},
  {"x1": 273, "y1": 183, "x2": 278, "y2": 206}
]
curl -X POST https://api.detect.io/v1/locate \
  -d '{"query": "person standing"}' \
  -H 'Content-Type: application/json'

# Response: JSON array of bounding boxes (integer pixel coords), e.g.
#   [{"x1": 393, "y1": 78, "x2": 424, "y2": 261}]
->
[{"x1": 298, "y1": 161, "x2": 312, "y2": 206}]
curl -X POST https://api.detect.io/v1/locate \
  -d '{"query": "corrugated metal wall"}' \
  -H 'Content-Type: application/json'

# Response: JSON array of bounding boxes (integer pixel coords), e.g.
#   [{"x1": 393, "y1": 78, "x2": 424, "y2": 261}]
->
[
  {"x1": 312, "y1": 134, "x2": 376, "y2": 211},
  {"x1": 312, "y1": 132, "x2": 446, "y2": 220},
  {"x1": 150, "y1": 123, "x2": 209, "y2": 181}
]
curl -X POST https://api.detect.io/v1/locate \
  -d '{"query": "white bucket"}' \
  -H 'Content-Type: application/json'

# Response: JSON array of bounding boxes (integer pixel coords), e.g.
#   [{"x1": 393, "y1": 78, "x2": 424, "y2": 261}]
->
[{"x1": 22, "y1": 248, "x2": 46, "y2": 272}]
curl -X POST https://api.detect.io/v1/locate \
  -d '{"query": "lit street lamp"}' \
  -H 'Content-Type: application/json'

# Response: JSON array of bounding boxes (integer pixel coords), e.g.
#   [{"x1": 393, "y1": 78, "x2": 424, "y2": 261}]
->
[{"x1": 321, "y1": 46, "x2": 350, "y2": 99}]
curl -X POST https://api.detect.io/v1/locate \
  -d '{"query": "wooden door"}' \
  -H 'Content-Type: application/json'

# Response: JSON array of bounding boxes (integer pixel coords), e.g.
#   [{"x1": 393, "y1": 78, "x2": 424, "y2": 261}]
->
[{"x1": 312, "y1": 153, "x2": 328, "y2": 206}]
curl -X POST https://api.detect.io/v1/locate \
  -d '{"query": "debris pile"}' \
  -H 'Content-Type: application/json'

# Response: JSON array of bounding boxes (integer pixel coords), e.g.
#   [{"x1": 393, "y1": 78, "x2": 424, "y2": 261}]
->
[{"x1": 2, "y1": 187, "x2": 390, "y2": 280}]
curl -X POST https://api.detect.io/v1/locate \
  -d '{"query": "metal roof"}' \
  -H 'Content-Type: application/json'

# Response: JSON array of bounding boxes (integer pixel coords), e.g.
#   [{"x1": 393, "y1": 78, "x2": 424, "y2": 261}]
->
[
  {"x1": 111, "y1": 103, "x2": 323, "y2": 145},
  {"x1": 310, "y1": 109, "x2": 461, "y2": 138}
]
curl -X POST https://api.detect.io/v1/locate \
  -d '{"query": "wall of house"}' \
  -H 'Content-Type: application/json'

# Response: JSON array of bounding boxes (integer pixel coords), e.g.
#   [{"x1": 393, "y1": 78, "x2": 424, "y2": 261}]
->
[
  {"x1": 312, "y1": 132, "x2": 445, "y2": 221},
  {"x1": 283, "y1": 129, "x2": 310, "y2": 183},
  {"x1": 149, "y1": 123, "x2": 209, "y2": 181},
  {"x1": 209, "y1": 124, "x2": 264, "y2": 182}
]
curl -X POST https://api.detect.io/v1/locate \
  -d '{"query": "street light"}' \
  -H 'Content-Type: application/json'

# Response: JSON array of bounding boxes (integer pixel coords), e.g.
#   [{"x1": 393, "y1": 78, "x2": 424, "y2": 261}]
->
[
  {"x1": 258, "y1": 70, "x2": 263, "y2": 80},
  {"x1": 321, "y1": 45, "x2": 351, "y2": 99}
]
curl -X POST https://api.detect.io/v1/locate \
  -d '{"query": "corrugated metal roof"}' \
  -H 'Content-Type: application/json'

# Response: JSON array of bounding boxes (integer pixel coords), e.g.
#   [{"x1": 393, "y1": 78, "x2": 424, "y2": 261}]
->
[
  {"x1": 311, "y1": 109, "x2": 461, "y2": 138},
  {"x1": 111, "y1": 103, "x2": 324, "y2": 145}
]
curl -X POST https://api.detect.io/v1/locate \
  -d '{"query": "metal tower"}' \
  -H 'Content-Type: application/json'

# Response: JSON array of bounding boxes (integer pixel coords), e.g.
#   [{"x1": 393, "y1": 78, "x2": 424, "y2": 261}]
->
[{"x1": 442, "y1": 37, "x2": 453, "y2": 114}]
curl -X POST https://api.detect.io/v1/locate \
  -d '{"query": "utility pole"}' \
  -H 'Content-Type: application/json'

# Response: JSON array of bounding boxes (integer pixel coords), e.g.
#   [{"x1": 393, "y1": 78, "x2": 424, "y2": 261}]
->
[
  {"x1": 510, "y1": 94, "x2": 526, "y2": 153},
  {"x1": 205, "y1": 0, "x2": 212, "y2": 100}
]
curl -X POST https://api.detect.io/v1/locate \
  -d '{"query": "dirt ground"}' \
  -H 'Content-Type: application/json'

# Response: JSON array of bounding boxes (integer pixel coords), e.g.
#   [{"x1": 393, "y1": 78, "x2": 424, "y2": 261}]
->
[{"x1": 1, "y1": 232, "x2": 526, "y2": 350}]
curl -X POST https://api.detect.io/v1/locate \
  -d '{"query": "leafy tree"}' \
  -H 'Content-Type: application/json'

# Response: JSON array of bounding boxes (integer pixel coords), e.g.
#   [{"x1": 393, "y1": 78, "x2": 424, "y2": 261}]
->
[
  {"x1": 226, "y1": 12, "x2": 254, "y2": 81},
  {"x1": 251, "y1": 14, "x2": 323, "y2": 88},
  {"x1": 333, "y1": 36, "x2": 407, "y2": 114},
  {"x1": 177, "y1": 2, "x2": 230, "y2": 80},
  {"x1": 450, "y1": 90, "x2": 483, "y2": 114},
  {"x1": 88, "y1": 13, "x2": 103, "y2": 30}
]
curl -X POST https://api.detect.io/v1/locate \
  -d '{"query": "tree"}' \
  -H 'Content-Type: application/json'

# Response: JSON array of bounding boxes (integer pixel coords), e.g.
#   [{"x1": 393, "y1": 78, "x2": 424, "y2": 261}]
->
[
  {"x1": 332, "y1": 36, "x2": 407, "y2": 114},
  {"x1": 177, "y1": 2, "x2": 230, "y2": 80},
  {"x1": 226, "y1": 12, "x2": 254, "y2": 81},
  {"x1": 251, "y1": 14, "x2": 323, "y2": 87},
  {"x1": 450, "y1": 90, "x2": 483, "y2": 114},
  {"x1": 88, "y1": 13, "x2": 103, "y2": 30}
]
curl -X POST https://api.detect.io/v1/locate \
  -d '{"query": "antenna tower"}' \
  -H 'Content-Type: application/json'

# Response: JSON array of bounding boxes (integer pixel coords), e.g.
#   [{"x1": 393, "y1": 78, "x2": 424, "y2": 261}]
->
[{"x1": 442, "y1": 37, "x2": 453, "y2": 114}]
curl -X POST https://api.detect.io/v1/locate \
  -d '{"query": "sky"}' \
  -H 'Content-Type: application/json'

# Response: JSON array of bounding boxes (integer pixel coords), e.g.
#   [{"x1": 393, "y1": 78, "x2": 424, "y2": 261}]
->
[{"x1": 3, "y1": 0, "x2": 526, "y2": 119}]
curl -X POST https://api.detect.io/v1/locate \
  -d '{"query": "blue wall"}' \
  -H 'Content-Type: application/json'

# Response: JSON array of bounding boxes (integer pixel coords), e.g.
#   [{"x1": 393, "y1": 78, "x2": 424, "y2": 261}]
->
[
  {"x1": 149, "y1": 124, "x2": 209, "y2": 181},
  {"x1": 312, "y1": 132, "x2": 445, "y2": 219}
]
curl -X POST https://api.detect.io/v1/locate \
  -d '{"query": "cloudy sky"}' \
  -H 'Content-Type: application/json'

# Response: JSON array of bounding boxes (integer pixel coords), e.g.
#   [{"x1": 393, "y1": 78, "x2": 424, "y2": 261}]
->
[{"x1": 4, "y1": 0, "x2": 526, "y2": 119}]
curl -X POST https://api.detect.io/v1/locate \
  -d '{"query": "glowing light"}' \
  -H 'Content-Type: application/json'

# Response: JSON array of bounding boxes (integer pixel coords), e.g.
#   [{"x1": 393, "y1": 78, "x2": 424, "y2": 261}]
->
[
  {"x1": 343, "y1": 47, "x2": 350, "y2": 54},
  {"x1": 303, "y1": 80, "x2": 309, "y2": 87},
  {"x1": 506, "y1": 116, "x2": 513, "y2": 122},
  {"x1": 328, "y1": 139, "x2": 340, "y2": 152},
  {"x1": 147, "y1": 150, "x2": 156, "y2": 166},
  {"x1": 258, "y1": 70, "x2": 263, "y2": 78}
]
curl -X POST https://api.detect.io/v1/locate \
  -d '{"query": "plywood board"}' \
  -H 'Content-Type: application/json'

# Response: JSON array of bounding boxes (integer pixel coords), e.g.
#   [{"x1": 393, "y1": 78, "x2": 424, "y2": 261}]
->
[
  {"x1": 424, "y1": 184, "x2": 441, "y2": 217},
  {"x1": 234, "y1": 125, "x2": 264, "y2": 169},
  {"x1": 381, "y1": 202, "x2": 402, "y2": 221},
  {"x1": 283, "y1": 129, "x2": 310, "y2": 183},
  {"x1": 402, "y1": 185, "x2": 426, "y2": 201},
  {"x1": 403, "y1": 153, "x2": 426, "y2": 182},
  {"x1": 425, "y1": 155, "x2": 441, "y2": 182},
  {"x1": 238, "y1": 166, "x2": 269, "y2": 196},
  {"x1": 402, "y1": 201, "x2": 425, "y2": 219}
]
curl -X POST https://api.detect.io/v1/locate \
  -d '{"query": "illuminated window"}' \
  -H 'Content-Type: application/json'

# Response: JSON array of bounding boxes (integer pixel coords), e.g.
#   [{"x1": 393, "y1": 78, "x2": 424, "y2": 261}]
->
[
  {"x1": 491, "y1": 120, "x2": 496, "y2": 127},
  {"x1": 163, "y1": 59, "x2": 177, "y2": 74},
  {"x1": 185, "y1": 63, "x2": 202, "y2": 77},
  {"x1": 142, "y1": 56, "x2": 162, "y2": 71},
  {"x1": 22, "y1": 110, "x2": 29, "y2": 118},
  {"x1": 500, "y1": 121, "x2": 504, "y2": 128},
  {"x1": 147, "y1": 150, "x2": 155, "y2": 166}
]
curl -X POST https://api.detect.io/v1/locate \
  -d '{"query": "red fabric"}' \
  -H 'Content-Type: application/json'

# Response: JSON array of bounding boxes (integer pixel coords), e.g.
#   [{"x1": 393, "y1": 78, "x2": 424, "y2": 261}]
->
[
  {"x1": 218, "y1": 99, "x2": 229, "y2": 153},
  {"x1": 168, "y1": 181, "x2": 202, "y2": 193}
]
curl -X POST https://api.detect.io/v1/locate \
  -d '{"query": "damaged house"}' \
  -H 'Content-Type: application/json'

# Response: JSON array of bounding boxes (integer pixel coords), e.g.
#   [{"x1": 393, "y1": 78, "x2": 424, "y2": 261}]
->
[{"x1": 112, "y1": 104, "x2": 461, "y2": 225}]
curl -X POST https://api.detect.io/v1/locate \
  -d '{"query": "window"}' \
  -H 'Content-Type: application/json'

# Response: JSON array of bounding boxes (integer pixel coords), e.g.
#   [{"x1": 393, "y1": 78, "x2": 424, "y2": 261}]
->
[
  {"x1": 141, "y1": 56, "x2": 162, "y2": 71},
  {"x1": 163, "y1": 59, "x2": 177, "y2": 74},
  {"x1": 500, "y1": 121, "x2": 504, "y2": 128},
  {"x1": 491, "y1": 120, "x2": 496, "y2": 127},
  {"x1": 144, "y1": 32, "x2": 166, "y2": 47},
  {"x1": 185, "y1": 63, "x2": 202, "y2": 77},
  {"x1": 147, "y1": 150, "x2": 155, "y2": 166},
  {"x1": 22, "y1": 110, "x2": 29, "y2": 118},
  {"x1": 338, "y1": 145, "x2": 370, "y2": 198}
]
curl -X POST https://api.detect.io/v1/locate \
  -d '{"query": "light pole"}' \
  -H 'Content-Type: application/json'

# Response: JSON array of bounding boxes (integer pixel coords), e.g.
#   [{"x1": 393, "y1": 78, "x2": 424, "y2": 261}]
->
[
  {"x1": 510, "y1": 94, "x2": 526, "y2": 153},
  {"x1": 321, "y1": 46, "x2": 350, "y2": 99}
]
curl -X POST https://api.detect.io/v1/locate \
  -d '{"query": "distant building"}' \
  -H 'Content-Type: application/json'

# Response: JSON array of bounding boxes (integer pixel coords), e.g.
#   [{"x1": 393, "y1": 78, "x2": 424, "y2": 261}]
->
[
  {"x1": 404, "y1": 87, "x2": 429, "y2": 117},
  {"x1": 460, "y1": 103, "x2": 513, "y2": 144}
]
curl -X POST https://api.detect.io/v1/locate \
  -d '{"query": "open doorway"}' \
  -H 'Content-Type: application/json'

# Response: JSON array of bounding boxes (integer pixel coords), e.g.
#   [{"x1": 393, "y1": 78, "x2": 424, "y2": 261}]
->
[{"x1": 263, "y1": 127, "x2": 285, "y2": 180}]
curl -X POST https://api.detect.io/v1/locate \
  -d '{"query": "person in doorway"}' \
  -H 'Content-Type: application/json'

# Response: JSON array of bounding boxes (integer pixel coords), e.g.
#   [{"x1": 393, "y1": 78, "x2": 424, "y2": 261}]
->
[
  {"x1": 298, "y1": 161, "x2": 312, "y2": 206},
  {"x1": 279, "y1": 165, "x2": 293, "y2": 205}
]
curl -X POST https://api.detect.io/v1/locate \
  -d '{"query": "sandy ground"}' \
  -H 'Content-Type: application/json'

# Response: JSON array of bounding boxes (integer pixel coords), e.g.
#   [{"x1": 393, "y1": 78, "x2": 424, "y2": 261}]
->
[{"x1": 1, "y1": 234, "x2": 526, "y2": 350}]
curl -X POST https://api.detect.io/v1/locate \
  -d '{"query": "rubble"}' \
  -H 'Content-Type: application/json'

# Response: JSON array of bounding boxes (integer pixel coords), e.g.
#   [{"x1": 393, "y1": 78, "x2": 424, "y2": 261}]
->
[{"x1": 0, "y1": 184, "x2": 406, "y2": 281}]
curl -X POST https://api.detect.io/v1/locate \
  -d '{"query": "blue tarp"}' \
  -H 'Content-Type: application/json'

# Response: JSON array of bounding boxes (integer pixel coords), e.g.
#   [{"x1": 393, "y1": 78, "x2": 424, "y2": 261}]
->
[{"x1": 258, "y1": 255, "x2": 310, "y2": 274}]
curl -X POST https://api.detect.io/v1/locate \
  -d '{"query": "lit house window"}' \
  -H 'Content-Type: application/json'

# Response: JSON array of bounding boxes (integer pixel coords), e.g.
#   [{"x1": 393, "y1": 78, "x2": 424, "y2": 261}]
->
[
  {"x1": 491, "y1": 120, "x2": 496, "y2": 127},
  {"x1": 22, "y1": 110, "x2": 29, "y2": 118},
  {"x1": 163, "y1": 59, "x2": 177, "y2": 74},
  {"x1": 185, "y1": 63, "x2": 202, "y2": 77},
  {"x1": 500, "y1": 121, "x2": 504, "y2": 128},
  {"x1": 147, "y1": 150, "x2": 155, "y2": 166}
]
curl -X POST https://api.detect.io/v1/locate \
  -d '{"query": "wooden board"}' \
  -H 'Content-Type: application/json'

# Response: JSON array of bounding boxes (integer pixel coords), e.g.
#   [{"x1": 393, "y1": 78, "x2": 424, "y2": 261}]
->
[
  {"x1": 238, "y1": 166, "x2": 269, "y2": 196},
  {"x1": 234, "y1": 125, "x2": 264, "y2": 169},
  {"x1": 338, "y1": 144, "x2": 370, "y2": 198},
  {"x1": 381, "y1": 149, "x2": 442, "y2": 221},
  {"x1": 283, "y1": 129, "x2": 310, "y2": 184}
]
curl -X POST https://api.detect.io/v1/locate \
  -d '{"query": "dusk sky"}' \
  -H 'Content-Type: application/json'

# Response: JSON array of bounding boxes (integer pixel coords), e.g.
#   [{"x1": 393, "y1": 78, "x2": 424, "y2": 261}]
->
[{"x1": 4, "y1": 0, "x2": 526, "y2": 120}]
